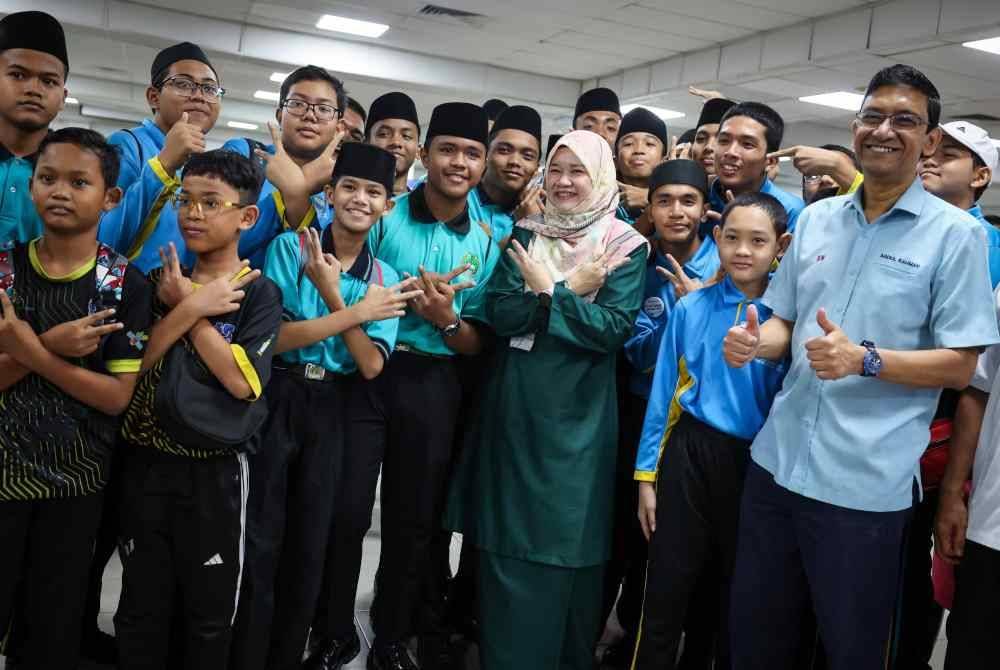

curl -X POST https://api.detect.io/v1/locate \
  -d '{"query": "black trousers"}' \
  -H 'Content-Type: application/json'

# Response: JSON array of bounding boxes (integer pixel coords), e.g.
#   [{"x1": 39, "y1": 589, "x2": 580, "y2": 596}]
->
[
  {"x1": 633, "y1": 414, "x2": 751, "y2": 670},
  {"x1": 115, "y1": 446, "x2": 248, "y2": 670},
  {"x1": 229, "y1": 369, "x2": 347, "y2": 670},
  {"x1": 945, "y1": 539, "x2": 1000, "y2": 670},
  {"x1": 83, "y1": 449, "x2": 123, "y2": 635},
  {"x1": 315, "y1": 351, "x2": 461, "y2": 648},
  {"x1": 0, "y1": 492, "x2": 103, "y2": 670}
]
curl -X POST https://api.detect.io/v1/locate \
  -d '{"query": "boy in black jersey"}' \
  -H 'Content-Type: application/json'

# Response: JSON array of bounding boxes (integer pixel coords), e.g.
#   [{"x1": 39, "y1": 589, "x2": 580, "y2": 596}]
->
[
  {"x1": 0, "y1": 127, "x2": 152, "y2": 670},
  {"x1": 114, "y1": 150, "x2": 282, "y2": 670}
]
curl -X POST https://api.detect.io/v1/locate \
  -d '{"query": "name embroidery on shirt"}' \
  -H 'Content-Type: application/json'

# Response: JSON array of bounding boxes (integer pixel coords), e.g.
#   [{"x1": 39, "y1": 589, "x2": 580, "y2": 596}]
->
[{"x1": 879, "y1": 253, "x2": 921, "y2": 270}]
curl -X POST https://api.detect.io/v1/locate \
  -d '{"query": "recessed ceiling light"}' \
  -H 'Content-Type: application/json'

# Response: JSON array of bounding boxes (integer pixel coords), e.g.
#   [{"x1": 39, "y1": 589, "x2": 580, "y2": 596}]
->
[
  {"x1": 227, "y1": 121, "x2": 259, "y2": 130},
  {"x1": 620, "y1": 104, "x2": 685, "y2": 121},
  {"x1": 798, "y1": 91, "x2": 865, "y2": 111},
  {"x1": 254, "y1": 90, "x2": 281, "y2": 102},
  {"x1": 270, "y1": 72, "x2": 289, "y2": 84},
  {"x1": 65, "y1": 97, "x2": 79, "y2": 105},
  {"x1": 316, "y1": 14, "x2": 389, "y2": 38},
  {"x1": 963, "y1": 37, "x2": 1000, "y2": 56}
]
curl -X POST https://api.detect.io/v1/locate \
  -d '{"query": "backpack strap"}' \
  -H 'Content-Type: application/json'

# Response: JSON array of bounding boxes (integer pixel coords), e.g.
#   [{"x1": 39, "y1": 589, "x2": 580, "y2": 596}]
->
[
  {"x1": 91, "y1": 243, "x2": 130, "y2": 313},
  {"x1": 123, "y1": 128, "x2": 144, "y2": 166},
  {"x1": 371, "y1": 258, "x2": 384, "y2": 286},
  {"x1": 0, "y1": 239, "x2": 15, "y2": 293},
  {"x1": 246, "y1": 138, "x2": 270, "y2": 172}
]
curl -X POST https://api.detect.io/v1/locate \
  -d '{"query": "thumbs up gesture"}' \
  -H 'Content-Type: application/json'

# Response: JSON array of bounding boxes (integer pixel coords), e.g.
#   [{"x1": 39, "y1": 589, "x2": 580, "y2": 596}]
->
[
  {"x1": 158, "y1": 112, "x2": 207, "y2": 176},
  {"x1": 804, "y1": 308, "x2": 865, "y2": 380},
  {"x1": 723, "y1": 304, "x2": 761, "y2": 368}
]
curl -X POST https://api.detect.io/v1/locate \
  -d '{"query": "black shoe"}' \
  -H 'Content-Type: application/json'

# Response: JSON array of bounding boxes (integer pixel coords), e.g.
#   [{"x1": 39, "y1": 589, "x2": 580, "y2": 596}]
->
[
  {"x1": 600, "y1": 638, "x2": 636, "y2": 668},
  {"x1": 80, "y1": 627, "x2": 118, "y2": 665},
  {"x1": 367, "y1": 642, "x2": 418, "y2": 670},
  {"x1": 302, "y1": 631, "x2": 362, "y2": 670},
  {"x1": 418, "y1": 634, "x2": 462, "y2": 670}
]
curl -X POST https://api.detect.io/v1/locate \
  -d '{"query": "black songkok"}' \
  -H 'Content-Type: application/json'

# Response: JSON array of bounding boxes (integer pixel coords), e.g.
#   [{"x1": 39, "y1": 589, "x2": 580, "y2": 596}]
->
[
  {"x1": 616, "y1": 107, "x2": 668, "y2": 151},
  {"x1": 482, "y1": 98, "x2": 509, "y2": 121},
  {"x1": 424, "y1": 102, "x2": 488, "y2": 150},
  {"x1": 490, "y1": 105, "x2": 542, "y2": 145},
  {"x1": 365, "y1": 92, "x2": 420, "y2": 137},
  {"x1": 332, "y1": 142, "x2": 397, "y2": 196},
  {"x1": 151, "y1": 42, "x2": 216, "y2": 83},
  {"x1": 696, "y1": 98, "x2": 736, "y2": 129},
  {"x1": 574, "y1": 87, "x2": 621, "y2": 120},
  {"x1": 648, "y1": 159, "x2": 709, "y2": 198},
  {"x1": 0, "y1": 11, "x2": 68, "y2": 72}
]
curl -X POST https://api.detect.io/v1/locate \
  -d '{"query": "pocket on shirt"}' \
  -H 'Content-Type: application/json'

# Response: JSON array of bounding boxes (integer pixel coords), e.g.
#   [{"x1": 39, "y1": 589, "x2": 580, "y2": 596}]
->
[
  {"x1": 869, "y1": 262, "x2": 928, "y2": 334},
  {"x1": 873, "y1": 260, "x2": 919, "y2": 278}
]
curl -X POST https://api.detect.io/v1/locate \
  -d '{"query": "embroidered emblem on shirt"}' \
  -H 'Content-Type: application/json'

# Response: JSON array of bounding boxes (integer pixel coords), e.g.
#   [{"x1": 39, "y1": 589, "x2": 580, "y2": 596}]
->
[
  {"x1": 461, "y1": 252, "x2": 481, "y2": 276},
  {"x1": 215, "y1": 322, "x2": 236, "y2": 342},
  {"x1": 127, "y1": 330, "x2": 149, "y2": 350},
  {"x1": 816, "y1": 255, "x2": 826, "y2": 262},
  {"x1": 643, "y1": 296, "x2": 666, "y2": 319}
]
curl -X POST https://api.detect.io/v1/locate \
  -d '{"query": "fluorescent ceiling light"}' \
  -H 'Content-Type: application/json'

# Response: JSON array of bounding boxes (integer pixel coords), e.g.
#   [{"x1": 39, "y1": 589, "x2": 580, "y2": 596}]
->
[
  {"x1": 963, "y1": 36, "x2": 1000, "y2": 56},
  {"x1": 316, "y1": 14, "x2": 389, "y2": 38},
  {"x1": 65, "y1": 97, "x2": 79, "y2": 105},
  {"x1": 270, "y1": 72, "x2": 289, "y2": 84},
  {"x1": 798, "y1": 91, "x2": 865, "y2": 111},
  {"x1": 79, "y1": 106, "x2": 144, "y2": 123},
  {"x1": 254, "y1": 90, "x2": 280, "y2": 102},
  {"x1": 227, "y1": 121, "x2": 259, "y2": 130},
  {"x1": 620, "y1": 104, "x2": 685, "y2": 121}
]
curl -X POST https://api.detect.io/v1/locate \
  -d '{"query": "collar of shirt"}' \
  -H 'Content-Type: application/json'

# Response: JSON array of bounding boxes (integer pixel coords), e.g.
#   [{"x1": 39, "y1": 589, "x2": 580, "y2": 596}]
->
[
  {"x1": 969, "y1": 204, "x2": 987, "y2": 225},
  {"x1": 321, "y1": 224, "x2": 375, "y2": 281},
  {"x1": 720, "y1": 273, "x2": 764, "y2": 306},
  {"x1": 475, "y1": 182, "x2": 515, "y2": 215},
  {"x1": 140, "y1": 118, "x2": 167, "y2": 146},
  {"x1": 409, "y1": 183, "x2": 471, "y2": 234},
  {"x1": 652, "y1": 235, "x2": 717, "y2": 281},
  {"x1": 845, "y1": 176, "x2": 927, "y2": 226},
  {"x1": 0, "y1": 136, "x2": 43, "y2": 164}
]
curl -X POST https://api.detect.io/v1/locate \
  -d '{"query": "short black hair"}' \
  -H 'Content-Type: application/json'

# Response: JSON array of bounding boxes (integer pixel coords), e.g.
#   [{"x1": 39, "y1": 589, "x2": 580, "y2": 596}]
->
[
  {"x1": 720, "y1": 191, "x2": 788, "y2": 236},
  {"x1": 182, "y1": 149, "x2": 263, "y2": 205},
  {"x1": 863, "y1": 64, "x2": 941, "y2": 130},
  {"x1": 720, "y1": 102, "x2": 785, "y2": 153},
  {"x1": 36, "y1": 127, "x2": 120, "y2": 187},
  {"x1": 346, "y1": 97, "x2": 367, "y2": 123},
  {"x1": 973, "y1": 152, "x2": 990, "y2": 203},
  {"x1": 279, "y1": 66, "x2": 347, "y2": 118}
]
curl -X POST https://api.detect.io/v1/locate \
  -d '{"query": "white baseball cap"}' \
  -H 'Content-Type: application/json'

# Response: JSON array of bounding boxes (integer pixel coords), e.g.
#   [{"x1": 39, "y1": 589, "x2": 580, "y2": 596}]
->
[{"x1": 939, "y1": 121, "x2": 998, "y2": 179}]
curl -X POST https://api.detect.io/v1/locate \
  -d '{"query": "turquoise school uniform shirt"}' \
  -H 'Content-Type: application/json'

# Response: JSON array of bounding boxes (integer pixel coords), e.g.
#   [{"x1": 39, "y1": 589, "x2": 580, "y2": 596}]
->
[
  {"x1": 624, "y1": 237, "x2": 720, "y2": 398},
  {"x1": 969, "y1": 204, "x2": 1000, "y2": 289},
  {"x1": 264, "y1": 228, "x2": 399, "y2": 374},
  {"x1": 634, "y1": 276, "x2": 788, "y2": 482},
  {"x1": 369, "y1": 183, "x2": 499, "y2": 356},
  {"x1": 705, "y1": 177, "x2": 804, "y2": 237},
  {"x1": 754, "y1": 178, "x2": 1000, "y2": 513},
  {"x1": 222, "y1": 138, "x2": 331, "y2": 269},
  {"x1": 108, "y1": 119, "x2": 165, "y2": 191},
  {"x1": 0, "y1": 143, "x2": 43, "y2": 243},
  {"x1": 467, "y1": 184, "x2": 515, "y2": 243}
]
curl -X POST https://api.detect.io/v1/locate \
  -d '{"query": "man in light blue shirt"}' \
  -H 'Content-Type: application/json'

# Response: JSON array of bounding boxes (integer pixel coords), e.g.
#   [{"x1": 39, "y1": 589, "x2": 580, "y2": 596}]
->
[{"x1": 722, "y1": 65, "x2": 1000, "y2": 670}]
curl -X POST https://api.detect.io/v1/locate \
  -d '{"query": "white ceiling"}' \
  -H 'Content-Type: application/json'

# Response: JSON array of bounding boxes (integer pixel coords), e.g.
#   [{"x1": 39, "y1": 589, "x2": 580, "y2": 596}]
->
[{"x1": 1, "y1": 0, "x2": 997, "y2": 210}]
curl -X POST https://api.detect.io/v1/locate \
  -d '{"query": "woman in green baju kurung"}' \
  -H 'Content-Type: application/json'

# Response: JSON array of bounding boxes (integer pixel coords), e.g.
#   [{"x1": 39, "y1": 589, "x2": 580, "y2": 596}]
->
[{"x1": 445, "y1": 130, "x2": 648, "y2": 669}]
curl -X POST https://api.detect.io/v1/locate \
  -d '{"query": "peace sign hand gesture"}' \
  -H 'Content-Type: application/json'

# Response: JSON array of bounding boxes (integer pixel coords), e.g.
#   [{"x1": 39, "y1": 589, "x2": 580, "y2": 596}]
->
[{"x1": 656, "y1": 253, "x2": 704, "y2": 298}]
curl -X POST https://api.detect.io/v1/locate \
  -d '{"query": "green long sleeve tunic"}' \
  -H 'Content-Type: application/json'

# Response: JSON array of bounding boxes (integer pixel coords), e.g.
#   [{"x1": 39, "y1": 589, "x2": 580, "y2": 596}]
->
[{"x1": 445, "y1": 227, "x2": 646, "y2": 568}]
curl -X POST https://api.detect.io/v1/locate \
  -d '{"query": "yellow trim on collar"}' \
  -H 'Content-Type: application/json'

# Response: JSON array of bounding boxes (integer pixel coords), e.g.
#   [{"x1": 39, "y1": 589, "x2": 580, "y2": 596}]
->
[
  {"x1": 273, "y1": 190, "x2": 316, "y2": 232},
  {"x1": 231, "y1": 343, "x2": 262, "y2": 401},
  {"x1": 28, "y1": 238, "x2": 96, "y2": 282},
  {"x1": 106, "y1": 359, "x2": 141, "y2": 374},
  {"x1": 837, "y1": 171, "x2": 864, "y2": 196}
]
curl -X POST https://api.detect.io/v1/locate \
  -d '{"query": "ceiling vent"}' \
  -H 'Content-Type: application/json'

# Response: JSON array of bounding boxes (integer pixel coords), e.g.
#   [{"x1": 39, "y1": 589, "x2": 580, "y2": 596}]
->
[{"x1": 418, "y1": 4, "x2": 484, "y2": 18}]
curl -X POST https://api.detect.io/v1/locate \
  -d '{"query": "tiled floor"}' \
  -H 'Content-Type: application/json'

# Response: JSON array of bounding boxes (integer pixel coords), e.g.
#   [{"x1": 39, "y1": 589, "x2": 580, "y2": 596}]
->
[{"x1": 1, "y1": 504, "x2": 952, "y2": 669}]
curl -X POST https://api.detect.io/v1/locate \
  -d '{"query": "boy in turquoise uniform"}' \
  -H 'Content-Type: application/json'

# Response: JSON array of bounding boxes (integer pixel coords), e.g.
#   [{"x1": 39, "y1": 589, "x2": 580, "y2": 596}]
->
[
  {"x1": 0, "y1": 11, "x2": 70, "y2": 244},
  {"x1": 235, "y1": 143, "x2": 419, "y2": 670},
  {"x1": 467, "y1": 105, "x2": 542, "y2": 245},
  {"x1": 632, "y1": 192, "x2": 790, "y2": 669},
  {"x1": 615, "y1": 107, "x2": 668, "y2": 234},
  {"x1": 707, "y1": 102, "x2": 804, "y2": 237},
  {"x1": 349, "y1": 102, "x2": 498, "y2": 669},
  {"x1": 0, "y1": 128, "x2": 152, "y2": 670},
  {"x1": 226, "y1": 65, "x2": 348, "y2": 268},
  {"x1": 114, "y1": 150, "x2": 282, "y2": 670},
  {"x1": 366, "y1": 92, "x2": 421, "y2": 196},
  {"x1": 602, "y1": 159, "x2": 718, "y2": 665},
  {"x1": 98, "y1": 42, "x2": 223, "y2": 272}
]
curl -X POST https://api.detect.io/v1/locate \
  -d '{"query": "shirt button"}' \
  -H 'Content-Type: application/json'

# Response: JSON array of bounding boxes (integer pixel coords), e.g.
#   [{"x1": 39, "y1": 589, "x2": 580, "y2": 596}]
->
[
  {"x1": 9, "y1": 186, "x2": 14, "y2": 193},
  {"x1": 432, "y1": 245, "x2": 440, "y2": 253}
]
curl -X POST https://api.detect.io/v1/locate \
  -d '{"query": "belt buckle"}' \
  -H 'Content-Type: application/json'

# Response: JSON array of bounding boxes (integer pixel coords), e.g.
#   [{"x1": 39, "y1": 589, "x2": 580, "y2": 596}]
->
[{"x1": 304, "y1": 363, "x2": 326, "y2": 381}]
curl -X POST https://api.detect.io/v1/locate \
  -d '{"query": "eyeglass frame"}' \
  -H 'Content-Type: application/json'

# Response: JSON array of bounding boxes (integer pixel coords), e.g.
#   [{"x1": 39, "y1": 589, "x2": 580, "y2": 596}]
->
[
  {"x1": 279, "y1": 98, "x2": 342, "y2": 121},
  {"x1": 160, "y1": 75, "x2": 226, "y2": 102},
  {"x1": 170, "y1": 192, "x2": 250, "y2": 218},
  {"x1": 853, "y1": 110, "x2": 928, "y2": 132}
]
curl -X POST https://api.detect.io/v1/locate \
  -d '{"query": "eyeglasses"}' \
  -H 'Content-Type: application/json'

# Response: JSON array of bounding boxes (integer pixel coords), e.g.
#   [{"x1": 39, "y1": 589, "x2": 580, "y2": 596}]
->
[
  {"x1": 855, "y1": 110, "x2": 927, "y2": 131},
  {"x1": 281, "y1": 98, "x2": 341, "y2": 122},
  {"x1": 161, "y1": 76, "x2": 225, "y2": 102},
  {"x1": 171, "y1": 193, "x2": 246, "y2": 218}
]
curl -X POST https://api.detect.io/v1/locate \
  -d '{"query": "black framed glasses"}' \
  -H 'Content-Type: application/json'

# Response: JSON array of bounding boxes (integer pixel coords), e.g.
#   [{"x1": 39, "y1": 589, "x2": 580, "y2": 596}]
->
[
  {"x1": 855, "y1": 110, "x2": 927, "y2": 131},
  {"x1": 161, "y1": 75, "x2": 225, "y2": 102},
  {"x1": 281, "y1": 98, "x2": 341, "y2": 122}
]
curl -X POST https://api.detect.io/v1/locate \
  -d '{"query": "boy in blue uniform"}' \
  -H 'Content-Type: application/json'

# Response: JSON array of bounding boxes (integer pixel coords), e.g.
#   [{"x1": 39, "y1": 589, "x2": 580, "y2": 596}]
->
[
  {"x1": 0, "y1": 128, "x2": 152, "y2": 670},
  {"x1": 601, "y1": 160, "x2": 718, "y2": 666},
  {"x1": 234, "y1": 143, "x2": 420, "y2": 670},
  {"x1": 366, "y1": 92, "x2": 421, "y2": 196},
  {"x1": 0, "y1": 11, "x2": 70, "y2": 244},
  {"x1": 338, "y1": 102, "x2": 498, "y2": 670},
  {"x1": 631, "y1": 192, "x2": 791, "y2": 669},
  {"x1": 707, "y1": 102, "x2": 804, "y2": 237},
  {"x1": 98, "y1": 42, "x2": 223, "y2": 272},
  {"x1": 467, "y1": 105, "x2": 542, "y2": 246},
  {"x1": 114, "y1": 150, "x2": 282, "y2": 670},
  {"x1": 226, "y1": 65, "x2": 348, "y2": 268},
  {"x1": 615, "y1": 107, "x2": 668, "y2": 234}
]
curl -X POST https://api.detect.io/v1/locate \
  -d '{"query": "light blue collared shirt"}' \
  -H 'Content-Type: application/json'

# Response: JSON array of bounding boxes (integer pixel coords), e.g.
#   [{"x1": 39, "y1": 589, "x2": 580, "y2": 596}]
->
[{"x1": 753, "y1": 178, "x2": 1000, "y2": 512}]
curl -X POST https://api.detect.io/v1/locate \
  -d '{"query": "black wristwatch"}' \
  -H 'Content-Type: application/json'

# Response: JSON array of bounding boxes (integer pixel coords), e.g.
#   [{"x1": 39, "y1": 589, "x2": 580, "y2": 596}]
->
[
  {"x1": 860, "y1": 339, "x2": 882, "y2": 377},
  {"x1": 440, "y1": 318, "x2": 462, "y2": 338}
]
